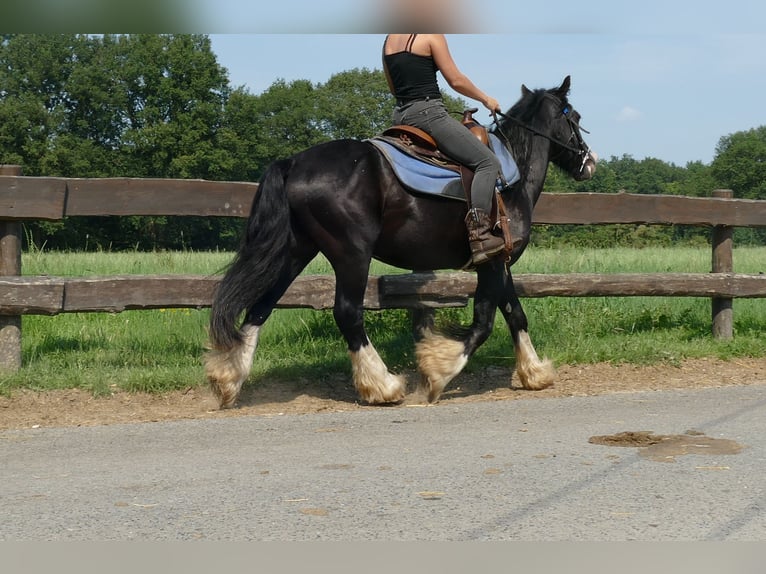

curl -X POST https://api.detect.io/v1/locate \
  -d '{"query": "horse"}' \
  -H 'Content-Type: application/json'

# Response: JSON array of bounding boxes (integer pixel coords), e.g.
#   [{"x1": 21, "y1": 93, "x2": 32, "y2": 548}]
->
[{"x1": 204, "y1": 75, "x2": 596, "y2": 409}]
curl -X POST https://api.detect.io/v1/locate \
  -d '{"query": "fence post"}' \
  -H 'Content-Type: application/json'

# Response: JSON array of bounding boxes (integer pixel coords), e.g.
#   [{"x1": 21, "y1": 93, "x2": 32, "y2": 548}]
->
[
  {"x1": 0, "y1": 165, "x2": 23, "y2": 371},
  {"x1": 711, "y1": 189, "x2": 734, "y2": 340}
]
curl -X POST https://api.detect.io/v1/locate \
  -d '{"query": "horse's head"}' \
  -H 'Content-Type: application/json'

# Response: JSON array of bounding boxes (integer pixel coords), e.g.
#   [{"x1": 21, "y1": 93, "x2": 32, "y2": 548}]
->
[
  {"x1": 538, "y1": 76, "x2": 596, "y2": 181},
  {"x1": 498, "y1": 76, "x2": 597, "y2": 182}
]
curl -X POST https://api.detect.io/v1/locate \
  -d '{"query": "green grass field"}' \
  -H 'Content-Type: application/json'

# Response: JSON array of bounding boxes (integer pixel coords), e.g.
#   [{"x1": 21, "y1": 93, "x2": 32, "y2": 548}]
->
[{"x1": 1, "y1": 246, "x2": 764, "y2": 396}]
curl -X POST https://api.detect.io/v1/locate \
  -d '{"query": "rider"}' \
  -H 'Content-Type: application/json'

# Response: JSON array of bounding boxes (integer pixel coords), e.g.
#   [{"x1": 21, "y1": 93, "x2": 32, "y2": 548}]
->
[{"x1": 382, "y1": 33, "x2": 506, "y2": 266}]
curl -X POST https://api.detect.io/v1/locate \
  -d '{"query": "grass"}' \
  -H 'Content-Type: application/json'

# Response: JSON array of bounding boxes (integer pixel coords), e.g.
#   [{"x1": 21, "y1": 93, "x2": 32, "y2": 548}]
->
[{"x1": 1, "y1": 246, "x2": 764, "y2": 396}]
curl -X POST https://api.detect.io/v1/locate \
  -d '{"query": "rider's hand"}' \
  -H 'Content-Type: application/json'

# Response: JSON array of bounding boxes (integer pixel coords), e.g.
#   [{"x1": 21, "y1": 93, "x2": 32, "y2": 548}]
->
[{"x1": 483, "y1": 96, "x2": 501, "y2": 114}]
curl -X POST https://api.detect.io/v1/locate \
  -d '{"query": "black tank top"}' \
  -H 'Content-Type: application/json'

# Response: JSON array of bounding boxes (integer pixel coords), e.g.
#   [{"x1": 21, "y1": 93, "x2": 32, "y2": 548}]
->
[{"x1": 384, "y1": 34, "x2": 442, "y2": 104}]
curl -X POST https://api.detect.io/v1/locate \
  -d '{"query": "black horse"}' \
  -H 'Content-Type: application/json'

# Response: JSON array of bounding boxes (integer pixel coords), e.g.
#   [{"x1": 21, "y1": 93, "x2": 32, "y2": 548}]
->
[{"x1": 205, "y1": 76, "x2": 596, "y2": 409}]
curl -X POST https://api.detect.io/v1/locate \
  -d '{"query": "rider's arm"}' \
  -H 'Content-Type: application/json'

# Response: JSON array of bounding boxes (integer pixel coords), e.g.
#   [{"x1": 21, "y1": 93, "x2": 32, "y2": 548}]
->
[{"x1": 427, "y1": 35, "x2": 500, "y2": 113}]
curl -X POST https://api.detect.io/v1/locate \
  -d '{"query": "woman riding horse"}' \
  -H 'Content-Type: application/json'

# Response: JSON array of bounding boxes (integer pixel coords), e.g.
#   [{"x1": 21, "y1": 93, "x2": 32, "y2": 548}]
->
[
  {"x1": 383, "y1": 33, "x2": 505, "y2": 266},
  {"x1": 204, "y1": 75, "x2": 597, "y2": 409}
]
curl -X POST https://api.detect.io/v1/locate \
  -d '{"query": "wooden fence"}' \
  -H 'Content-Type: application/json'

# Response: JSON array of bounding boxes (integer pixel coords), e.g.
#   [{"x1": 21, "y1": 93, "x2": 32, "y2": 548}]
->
[{"x1": 1, "y1": 164, "x2": 766, "y2": 372}]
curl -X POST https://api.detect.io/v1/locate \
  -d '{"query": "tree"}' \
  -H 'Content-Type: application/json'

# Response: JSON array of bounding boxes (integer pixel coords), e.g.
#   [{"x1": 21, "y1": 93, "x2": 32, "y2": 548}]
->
[
  {"x1": 711, "y1": 126, "x2": 766, "y2": 200},
  {"x1": 115, "y1": 34, "x2": 231, "y2": 180},
  {"x1": 220, "y1": 79, "x2": 329, "y2": 182},
  {"x1": 712, "y1": 126, "x2": 766, "y2": 244},
  {"x1": 0, "y1": 34, "x2": 237, "y2": 250},
  {"x1": 0, "y1": 34, "x2": 79, "y2": 174},
  {"x1": 315, "y1": 68, "x2": 394, "y2": 140},
  {"x1": 0, "y1": 34, "x2": 231, "y2": 180}
]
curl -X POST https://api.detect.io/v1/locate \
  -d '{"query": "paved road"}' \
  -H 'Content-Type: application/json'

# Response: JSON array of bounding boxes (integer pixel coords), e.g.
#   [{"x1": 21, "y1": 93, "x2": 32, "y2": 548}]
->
[{"x1": 2, "y1": 384, "x2": 765, "y2": 541}]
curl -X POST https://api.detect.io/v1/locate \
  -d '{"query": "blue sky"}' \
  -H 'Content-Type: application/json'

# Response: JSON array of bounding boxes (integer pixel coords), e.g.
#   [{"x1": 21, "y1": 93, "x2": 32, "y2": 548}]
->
[{"x1": 195, "y1": 0, "x2": 766, "y2": 166}]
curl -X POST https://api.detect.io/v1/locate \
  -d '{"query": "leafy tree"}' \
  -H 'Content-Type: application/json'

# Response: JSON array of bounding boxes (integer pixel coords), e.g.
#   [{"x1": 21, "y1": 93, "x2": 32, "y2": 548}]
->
[
  {"x1": 711, "y1": 126, "x2": 766, "y2": 200},
  {"x1": 220, "y1": 79, "x2": 329, "y2": 182},
  {"x1": 115, "y1": 34, "x2": 231, "y2": 180},
  {"x1": 711, "y1": 126, "x2": 766, "y2": 244},
  {"x1": 665, "y1": 161, "x2": 716, "y2": 198},
  {"x1": 315, "y1": 68, "x2": 394, "y2": 140},
  {"x1": 0, "y1": 34, "x2": 79, "y2": 174},
  {"x1": 1, "y1": 34, "x2": 237, "y2": 250}
]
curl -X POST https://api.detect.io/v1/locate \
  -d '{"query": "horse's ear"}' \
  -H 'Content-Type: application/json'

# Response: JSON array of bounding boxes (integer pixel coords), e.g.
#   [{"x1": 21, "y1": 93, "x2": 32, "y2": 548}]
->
[
  {"x1": 556, "y1": 75, "x2": 571, "y2": 97},
  {"x1": 521, "y1": 84, "x2": 531, "y2": 96}
]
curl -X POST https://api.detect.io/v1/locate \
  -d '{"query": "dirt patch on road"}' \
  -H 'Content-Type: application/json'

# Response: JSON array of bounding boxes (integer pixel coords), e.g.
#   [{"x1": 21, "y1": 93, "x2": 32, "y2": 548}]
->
[
  {"x1": 588, "y1": 430, "x2": 745, "y2": 463},
  {"x1": 1, "y1": 357, "x2": 765, "y2": 430}
]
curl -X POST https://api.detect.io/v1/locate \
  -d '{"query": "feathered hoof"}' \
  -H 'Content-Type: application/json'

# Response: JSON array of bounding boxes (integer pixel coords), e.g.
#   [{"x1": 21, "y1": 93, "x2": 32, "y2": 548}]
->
[
  {"x1": 415, "y1": 329, "x2": 468, "y2": 403},
  {"x1": 359, "y1": 373, "x2": 407, "y2": 405},
  {"x1": 204, "y1": 348, "x2": 248, "y2": 409},
  {"x1": 514, "y1": 331, "x2": 556, "y2": 390},
  {"x1": 516, "y1": 357, "x2": 556, "y2": 390},
  {"x1": 418, "y1": 375, "x2": 448, "y2": 404},
  {"x1": 208, "y1": 376, "x2": 242, "y2": 409},
  {"x1": 203, "y1": 326, "x2": 260, "y2": 409},
  {"x1": 350, "y1": 343, "x2": 407, "y2": 405}
]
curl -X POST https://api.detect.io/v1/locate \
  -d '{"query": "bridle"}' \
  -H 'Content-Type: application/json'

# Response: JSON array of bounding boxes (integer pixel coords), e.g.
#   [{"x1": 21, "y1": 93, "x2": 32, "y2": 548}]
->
[{"x1": 490, "y1": 94, "x2": 593, "y2": 175}]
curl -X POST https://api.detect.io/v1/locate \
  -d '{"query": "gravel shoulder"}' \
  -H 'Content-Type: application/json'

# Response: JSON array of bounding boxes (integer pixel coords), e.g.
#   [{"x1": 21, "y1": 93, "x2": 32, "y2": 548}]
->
[{"x1": 2, "y1": 357, "x2": 765, "y2": 430}]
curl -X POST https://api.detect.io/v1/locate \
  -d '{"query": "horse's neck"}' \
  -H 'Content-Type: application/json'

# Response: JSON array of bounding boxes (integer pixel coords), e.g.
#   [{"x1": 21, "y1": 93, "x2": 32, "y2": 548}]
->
[{"x1": 510, "y1": 131, "x2": 550, "y2": 206}]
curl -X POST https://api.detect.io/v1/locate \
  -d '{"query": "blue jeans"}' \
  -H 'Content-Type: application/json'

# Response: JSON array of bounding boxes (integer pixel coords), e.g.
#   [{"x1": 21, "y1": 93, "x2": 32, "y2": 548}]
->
[{"x1": 393, "y1": 98, "x2": 501, "y2": 213}]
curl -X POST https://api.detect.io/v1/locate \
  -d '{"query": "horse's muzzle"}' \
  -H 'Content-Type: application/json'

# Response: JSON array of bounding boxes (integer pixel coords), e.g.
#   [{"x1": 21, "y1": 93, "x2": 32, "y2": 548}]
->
[{"x1": 577, "y1": 151, "x2": 598, "y2": 181}]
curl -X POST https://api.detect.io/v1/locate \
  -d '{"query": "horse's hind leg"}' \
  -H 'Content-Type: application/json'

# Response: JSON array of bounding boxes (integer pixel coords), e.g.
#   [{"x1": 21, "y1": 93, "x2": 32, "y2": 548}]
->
[
  {"x1": 333, "y1": 262, "x2": 406, "y2": 405},
  {"x1": 499, "y1": 271, "x2": 555, "y2": 390},
  {"x1": 206, "y1": 247, "x2": 318, "y2": 408}
]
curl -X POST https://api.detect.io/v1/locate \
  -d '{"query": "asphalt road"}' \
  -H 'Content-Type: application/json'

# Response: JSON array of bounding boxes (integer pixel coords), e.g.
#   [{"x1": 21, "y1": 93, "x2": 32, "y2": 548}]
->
[{"x1": 2, "y1": 384, "x2": 765, "y2": 541}]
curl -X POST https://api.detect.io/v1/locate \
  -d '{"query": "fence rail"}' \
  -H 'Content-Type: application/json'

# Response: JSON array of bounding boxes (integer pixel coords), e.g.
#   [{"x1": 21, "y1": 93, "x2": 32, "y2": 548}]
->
[
  {"x1": 2, "y1": 164, "x2": 766, "y2": 372},
  {"x1": 1, "y1": 272, "x2": 765, "y2": 316},
  {"x1": 2, "y1": 173, "x2": 766, "y2": 225}
]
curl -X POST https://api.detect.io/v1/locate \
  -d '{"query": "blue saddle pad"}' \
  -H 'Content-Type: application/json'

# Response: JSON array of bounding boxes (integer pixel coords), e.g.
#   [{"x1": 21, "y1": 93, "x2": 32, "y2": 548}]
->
[{"x1": 367, "y1": 132, "x2": 520, "y2": 201}]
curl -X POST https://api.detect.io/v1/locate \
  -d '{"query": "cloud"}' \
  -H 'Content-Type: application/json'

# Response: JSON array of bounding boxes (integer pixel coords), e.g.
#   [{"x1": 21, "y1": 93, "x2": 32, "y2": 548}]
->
[{"x1": 616, "y1": 106, "x2": 642, "y2": 122}]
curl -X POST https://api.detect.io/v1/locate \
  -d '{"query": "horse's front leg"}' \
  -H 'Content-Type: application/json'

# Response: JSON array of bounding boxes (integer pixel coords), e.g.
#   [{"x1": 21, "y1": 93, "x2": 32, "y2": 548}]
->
[
  {"x1": 499, "y1": 269, "x2": 555, "y2": 390},
  {"x1": 333, "y1": 263, "x2": 406, "y2": 405},
  {"x1": 415, "y1": 260, "x2": 504, "y2": 402}
]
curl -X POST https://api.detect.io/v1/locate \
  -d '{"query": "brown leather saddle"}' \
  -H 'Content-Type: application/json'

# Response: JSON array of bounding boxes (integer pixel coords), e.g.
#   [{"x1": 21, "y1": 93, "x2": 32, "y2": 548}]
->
[{"x1": 374, "y1": 108, "x2": 513, "y2": 256}]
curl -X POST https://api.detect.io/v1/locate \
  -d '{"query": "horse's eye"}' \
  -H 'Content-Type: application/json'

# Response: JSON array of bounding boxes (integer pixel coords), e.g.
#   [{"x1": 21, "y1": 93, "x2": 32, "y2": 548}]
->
[{"x1": 562, "y1": 106, "x2": 569, "y2": 115}]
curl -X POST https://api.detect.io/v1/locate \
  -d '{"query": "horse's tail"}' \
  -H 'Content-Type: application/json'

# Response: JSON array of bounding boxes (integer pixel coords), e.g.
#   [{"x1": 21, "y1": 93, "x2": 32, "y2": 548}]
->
[{"x1": 208, "y1": 159, "x2": 292, "y2": 351}]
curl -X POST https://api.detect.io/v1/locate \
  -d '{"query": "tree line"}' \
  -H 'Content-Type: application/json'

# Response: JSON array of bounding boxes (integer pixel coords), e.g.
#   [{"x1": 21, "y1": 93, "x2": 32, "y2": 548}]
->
[{"x1": 1, "y1": 34, "x2": 764, "y2": 251}]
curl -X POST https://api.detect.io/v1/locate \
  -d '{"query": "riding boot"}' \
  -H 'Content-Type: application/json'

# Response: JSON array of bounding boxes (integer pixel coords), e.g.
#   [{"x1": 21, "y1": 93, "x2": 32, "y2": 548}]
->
[{"x1": 464, "y1": 207, "x2": 506, "y2": 266}]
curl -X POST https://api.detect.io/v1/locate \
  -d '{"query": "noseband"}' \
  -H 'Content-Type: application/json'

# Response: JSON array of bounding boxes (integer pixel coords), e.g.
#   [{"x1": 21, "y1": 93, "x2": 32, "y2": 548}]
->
[{"x1": 491, "y1": 94, "x2": 592, "y2": 175}]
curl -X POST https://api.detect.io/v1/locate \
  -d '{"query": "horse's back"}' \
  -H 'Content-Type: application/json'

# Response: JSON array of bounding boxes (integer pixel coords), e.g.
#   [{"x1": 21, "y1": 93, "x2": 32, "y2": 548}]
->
[{"x1": 281, "y1": 138, "x2": 470, "y2": 270}]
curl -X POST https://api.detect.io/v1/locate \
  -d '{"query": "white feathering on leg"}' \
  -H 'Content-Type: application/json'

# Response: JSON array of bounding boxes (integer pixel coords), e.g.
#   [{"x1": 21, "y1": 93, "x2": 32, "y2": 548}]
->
[
  {"x1": 204, "y1": 325, "x2": 260, "y2": 409},
  {"x1": 349, "y1": 341, "x2": 406, "y2": 404},
  {"x1": 415, "y1": 329, "x2": 469, "y2": 403},
  {"x1": 514, "y1": 330, "x2": 555, "y2": 390}
]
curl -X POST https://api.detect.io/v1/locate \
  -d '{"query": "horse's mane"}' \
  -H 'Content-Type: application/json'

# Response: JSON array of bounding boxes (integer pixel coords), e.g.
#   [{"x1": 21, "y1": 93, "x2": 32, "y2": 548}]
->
[{"x1": 493, "y1": 86, "x2": 566, "y2": 163}]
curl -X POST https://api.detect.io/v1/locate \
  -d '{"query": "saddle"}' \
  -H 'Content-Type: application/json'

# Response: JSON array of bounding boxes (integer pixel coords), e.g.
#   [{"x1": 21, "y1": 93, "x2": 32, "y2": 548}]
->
[
  {"x1": 378, "y1": 108, "x2": 489, "y2": 175},
  {"x1": 374, "y1": 108, "x2": 513, "y2": 256}
]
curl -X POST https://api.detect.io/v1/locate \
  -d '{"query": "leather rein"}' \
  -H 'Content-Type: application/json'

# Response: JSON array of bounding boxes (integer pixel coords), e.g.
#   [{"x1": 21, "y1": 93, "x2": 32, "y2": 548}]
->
[{"x1": 490, "y1": 96, "x2": 592, "y2": 175}]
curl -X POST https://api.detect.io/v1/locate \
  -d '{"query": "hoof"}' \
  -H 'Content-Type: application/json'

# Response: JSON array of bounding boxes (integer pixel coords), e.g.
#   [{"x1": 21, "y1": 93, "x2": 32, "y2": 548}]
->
[
  {"x1": 514, "y1": 331, "x2": 555, "y2": 390},
  {"x1": 203, "y1": 326, "x2": 260, "y2": 409},
  {"x1": 204, "y1": 348, "x2": 248, "y2": 409},
  {"x1": 516, "y1": 357, "x2": 555, "y2": 390},
  {"x1": 350, "y1": 342, "x2": 407, "y2": 405},
  {"x1": 415, "y1": 329, "x2": 468, "y2": 403}
]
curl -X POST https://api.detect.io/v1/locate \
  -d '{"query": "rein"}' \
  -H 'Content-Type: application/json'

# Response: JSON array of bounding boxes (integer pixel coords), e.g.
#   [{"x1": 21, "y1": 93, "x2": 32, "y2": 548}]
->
[{"x1": 490, "y1": 99, "x2": 592, "y2": 173}]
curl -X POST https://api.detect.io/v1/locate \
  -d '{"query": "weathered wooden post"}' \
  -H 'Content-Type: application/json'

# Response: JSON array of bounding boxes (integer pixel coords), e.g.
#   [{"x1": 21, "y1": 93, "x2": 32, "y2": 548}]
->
[
  {"x1": 711, "y1": 189, "x2": 734, "y2": 340},
  {"x1": 0, "y1": 165, "x2": 23, "y2": 371}
]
